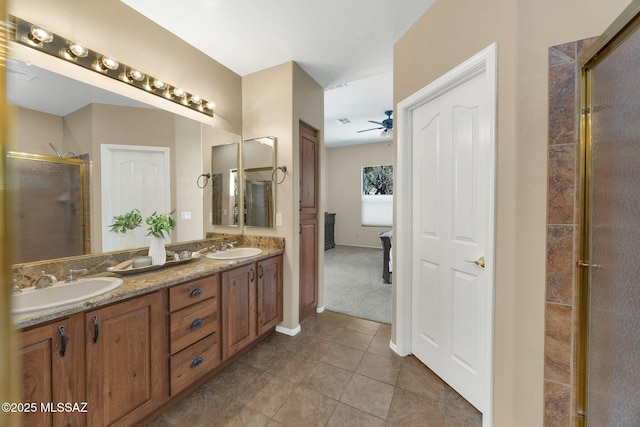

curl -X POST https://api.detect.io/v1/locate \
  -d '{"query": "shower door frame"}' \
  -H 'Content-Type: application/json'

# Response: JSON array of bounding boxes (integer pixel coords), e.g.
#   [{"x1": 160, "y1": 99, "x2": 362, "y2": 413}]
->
[
  {"x1": 7, "y1": 151, "x2": 89, "y2": 262},
  {"x1": 577, "y1": 2, "x2": 640, "y2": 423}
]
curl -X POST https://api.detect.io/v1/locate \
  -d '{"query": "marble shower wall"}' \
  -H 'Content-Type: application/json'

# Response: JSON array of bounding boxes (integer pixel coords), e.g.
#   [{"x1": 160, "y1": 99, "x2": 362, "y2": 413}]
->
[{"x1": 545, "y1": 37, "x2": 597, "y2": 426}]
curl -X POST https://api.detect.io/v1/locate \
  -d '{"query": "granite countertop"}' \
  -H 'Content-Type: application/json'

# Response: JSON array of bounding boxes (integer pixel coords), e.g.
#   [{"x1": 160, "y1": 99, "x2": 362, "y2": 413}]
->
[{"x1": 13, "y1": 247, "x2": 283, "y2": 330}]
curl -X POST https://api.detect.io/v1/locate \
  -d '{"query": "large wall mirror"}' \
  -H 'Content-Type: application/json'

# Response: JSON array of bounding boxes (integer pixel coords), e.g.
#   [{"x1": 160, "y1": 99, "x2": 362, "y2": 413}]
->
[
  {"x1": 211, "y1": 142, "x2": 239, "y2": 226},
  {"x1": 243, "y1": 137, "x2": 276, "y2": 228},
  {"x1": 6, "y1": 57, "x2": 241, "y2": 264}
]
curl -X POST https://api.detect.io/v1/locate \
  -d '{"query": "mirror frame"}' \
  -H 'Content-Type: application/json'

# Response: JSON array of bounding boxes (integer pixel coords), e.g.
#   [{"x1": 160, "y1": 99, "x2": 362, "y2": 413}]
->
[
  {"x1": 243, "y1": 137, "x2": 277, "y2": 229},
  {"x1": 210, "y1": 141, "x2": 240, "y2": 227}
]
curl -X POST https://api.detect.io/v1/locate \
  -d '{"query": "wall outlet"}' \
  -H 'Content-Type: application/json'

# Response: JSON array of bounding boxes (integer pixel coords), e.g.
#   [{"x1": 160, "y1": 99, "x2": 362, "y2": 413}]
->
[
  {"x1": 276, "y1": 213, "x2": 283, "y2": 227},
  {"x1": 181, "y1": 211, "x2": 191, "y2": 220}
]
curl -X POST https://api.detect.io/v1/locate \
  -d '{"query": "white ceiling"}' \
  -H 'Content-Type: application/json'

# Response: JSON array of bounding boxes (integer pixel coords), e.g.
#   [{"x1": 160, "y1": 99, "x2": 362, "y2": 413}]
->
[
  {"x1": 7, "y1": 1, "x2": 434, "y2": 147},
  {"x1": 6, "y1": 59, "x2": 153, "y2": 116},
  {"x1": 121, "y1": 0, "x2": 435, "y2": 147}
]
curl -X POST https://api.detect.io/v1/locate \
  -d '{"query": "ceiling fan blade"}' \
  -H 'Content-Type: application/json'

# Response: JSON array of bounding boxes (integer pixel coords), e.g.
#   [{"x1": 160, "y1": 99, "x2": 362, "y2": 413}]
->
[
  {"x1": 357, "y1": 126, "x2": 384, "y2": 133},
  {"x1": 368, "y1": 120, "x2": 384, "y2": 126}
]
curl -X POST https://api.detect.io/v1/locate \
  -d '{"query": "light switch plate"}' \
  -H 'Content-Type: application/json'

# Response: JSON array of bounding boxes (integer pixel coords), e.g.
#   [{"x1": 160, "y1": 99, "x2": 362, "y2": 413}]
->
[{"x1": 276, "y1": 213, "x2": 283, "y2": 226}]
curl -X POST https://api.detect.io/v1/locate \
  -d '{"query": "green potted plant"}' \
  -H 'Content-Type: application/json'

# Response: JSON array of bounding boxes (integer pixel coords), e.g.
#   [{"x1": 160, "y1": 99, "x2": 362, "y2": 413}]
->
[
  {"x1": 145, "y1": 210, "x2": 176, "y2": 265},
  {"x1": 108, "y1": 209, "x2": 142, "y2": 233},
  {"x1": 108, "y1": 209, "x2": 142, "y2": 249}
]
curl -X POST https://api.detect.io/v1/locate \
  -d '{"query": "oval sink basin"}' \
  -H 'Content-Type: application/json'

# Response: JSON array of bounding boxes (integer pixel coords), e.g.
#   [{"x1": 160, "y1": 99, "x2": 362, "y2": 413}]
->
[
  {"x1": 206, "y1": 247, "x2": 263, "y2": 260},
  {"x1": 11, "y1": 277, "x2": 123, "y2": 314}
]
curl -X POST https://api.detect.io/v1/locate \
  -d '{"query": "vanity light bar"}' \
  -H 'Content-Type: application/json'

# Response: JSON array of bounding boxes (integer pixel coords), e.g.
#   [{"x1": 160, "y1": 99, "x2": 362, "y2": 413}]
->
[{"x1": 9, "y1": 16, "x2": 216, "y2": 117}]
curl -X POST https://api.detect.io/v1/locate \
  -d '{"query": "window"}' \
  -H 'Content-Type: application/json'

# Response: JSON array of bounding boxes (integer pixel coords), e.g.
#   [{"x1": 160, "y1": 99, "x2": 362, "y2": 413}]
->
[{"x1": 361, "y1": 164, "x2": 393, "y2": 227}]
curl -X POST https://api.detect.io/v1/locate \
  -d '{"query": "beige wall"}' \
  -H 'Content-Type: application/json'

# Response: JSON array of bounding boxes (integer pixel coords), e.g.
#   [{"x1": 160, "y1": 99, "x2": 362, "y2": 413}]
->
[
  {"x1": 242, "y1": 61, "x2": 324, "y2": 329},
  {"x1": 326, "y1": 141, "x2": 393, "y2": 247},
  {"x1": 394, "y1": 0, "x2": 630, "y2": 425},
  {"x1": 10, "y1": 107, "x2": 63, "y2": 153}
]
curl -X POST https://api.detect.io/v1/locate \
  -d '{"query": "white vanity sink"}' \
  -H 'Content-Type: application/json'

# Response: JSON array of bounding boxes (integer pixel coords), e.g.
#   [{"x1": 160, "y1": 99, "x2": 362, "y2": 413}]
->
[
  {"x1": 11, "y1": 277, "x2": 123, "y2": 314},
  {"x1": 206, "y1": 247, "x2": 263, "y2": 260}
]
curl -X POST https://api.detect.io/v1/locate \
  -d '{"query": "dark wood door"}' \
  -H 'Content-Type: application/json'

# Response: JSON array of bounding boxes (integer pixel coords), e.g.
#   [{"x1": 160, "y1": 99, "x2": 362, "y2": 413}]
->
[
  {"x1": 299, "y1": 122, "x2": 319, "y2": 320},
  {"x1": 19, "y1": 316, "x2": 85, "y2": 427},
  {"x1": 85, "y1": 292, "x2": 167, "y2": 427},
  {"x1": 258, "y1": 255, "x2": 283, "y2": 335},
  {"x1": 221, "y1": 263, "x2": 257, "y2": 359}
]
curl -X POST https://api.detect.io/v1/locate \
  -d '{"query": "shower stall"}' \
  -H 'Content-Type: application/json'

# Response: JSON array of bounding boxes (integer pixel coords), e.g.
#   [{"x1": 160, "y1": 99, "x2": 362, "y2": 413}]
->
[
  {"x1": 578, "y1": 6, "x2": 640, "y2": 425},
  {"x1": 6, "y1": 152, "x2": 89, "y2": 264}
]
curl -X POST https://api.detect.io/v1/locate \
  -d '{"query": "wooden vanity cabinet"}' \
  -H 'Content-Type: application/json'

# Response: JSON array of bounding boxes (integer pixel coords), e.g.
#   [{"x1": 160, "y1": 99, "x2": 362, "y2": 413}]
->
[
  {"x1": 221, "y1": 263, "x2": 257, "y2": 360},
  {"x1": 257, "y1": 255, "x2": 283, "y2": 335},
  {"x1": 168, "y1": 274, "x2": 221, "y2": 396},
  {"x1": 85, "y1": 291, "x2": 168, "y2": 427},
  {"x1": 18, "y1": 315, "x2": 85, "y2": 427},
  {"x1": 15, "y1": 253, "x2": 283, "y2": 427},
  {"x1": 222, "y1": 255, "x2": 283, "y2": 360}
]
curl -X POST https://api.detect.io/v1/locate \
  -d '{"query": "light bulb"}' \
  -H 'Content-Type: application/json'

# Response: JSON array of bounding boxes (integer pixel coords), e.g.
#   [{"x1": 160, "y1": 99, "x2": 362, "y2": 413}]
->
[
  {"x1": 29, "y1": 25, "x2": 53, "y2": 43},
  {"x1": 101, "y1": 56, "x2": 119, "y2": 71},
  {"x1": 152, "y1": 79, "x2": 166, "y2": 89},
  {"x1": 68, "y1": 42, "x2": 88, "y2": 58}
]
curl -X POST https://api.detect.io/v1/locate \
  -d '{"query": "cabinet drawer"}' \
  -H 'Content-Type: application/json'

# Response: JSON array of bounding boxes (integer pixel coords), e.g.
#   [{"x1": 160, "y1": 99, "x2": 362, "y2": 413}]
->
[
  {"x1": 170, "y1": 333, "x2": 221, "y2": 396},
  {"x1": 170, "y1": 298, "x2": 218, "y2": 354},
  {"x1": 169, "y1": 274, "x2": 219, "y2": 312}
]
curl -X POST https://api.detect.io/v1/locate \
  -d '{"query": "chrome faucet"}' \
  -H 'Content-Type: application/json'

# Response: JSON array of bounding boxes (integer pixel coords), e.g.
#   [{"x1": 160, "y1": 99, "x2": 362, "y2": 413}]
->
[
  {"x1": 35, "y1": 271, "x2": 58, "y2": 289},
  {"x1": 65, "y1": 268, "x2": 88, "y2": 282},
  {"x1": 220, "y1": 241, "x2": 238, "y2": 251},
  {"x1": 11, "y1": 278, "x2": 21, "y2": 294}
]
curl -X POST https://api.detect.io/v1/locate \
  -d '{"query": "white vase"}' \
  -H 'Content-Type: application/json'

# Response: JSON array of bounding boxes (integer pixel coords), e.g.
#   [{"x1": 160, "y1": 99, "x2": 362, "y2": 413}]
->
[
  {"x1": 148, "y1": 235, "x2": 166, "y2": 265},
  {"x1": 120, "y1": 231, "x2": 136, "y2": 250}
]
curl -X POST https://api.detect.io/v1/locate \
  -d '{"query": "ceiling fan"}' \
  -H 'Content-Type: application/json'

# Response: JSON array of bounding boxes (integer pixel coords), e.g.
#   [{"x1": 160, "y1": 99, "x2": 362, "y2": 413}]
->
[{"x1": 357, "y1": 110, "x2": 393, "y2": 136}]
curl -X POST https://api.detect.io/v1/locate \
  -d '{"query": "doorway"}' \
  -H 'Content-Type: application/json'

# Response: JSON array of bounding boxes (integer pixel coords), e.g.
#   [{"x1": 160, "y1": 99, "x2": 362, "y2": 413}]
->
[
  {"x1": 299, "y1": 122, "x2": 319, "y2": 321},
  {"x1": 101, "y1": 144, "x2": 170, "y2": 251},
  {"x1": 396, "y1": 43, "x2": 497, "y2": 425}
]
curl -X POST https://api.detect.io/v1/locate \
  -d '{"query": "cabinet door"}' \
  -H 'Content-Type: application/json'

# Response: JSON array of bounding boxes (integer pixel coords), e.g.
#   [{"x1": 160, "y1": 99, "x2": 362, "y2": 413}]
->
[
  {"x1": 221, "y1": 263, "x2": 257, "y2": 360},
  {"x1": 18, "y1": 316, "x2": 85, "y2": 427},
  {"x1": 257, "y1": 255, "x2": 283, "y2": 335},
  {"x1": 85, "y1": 292, "x2": 168, "y2": 427},
  {"x1": 300, "y1": 218, "x2": 318, "y2": 320}
]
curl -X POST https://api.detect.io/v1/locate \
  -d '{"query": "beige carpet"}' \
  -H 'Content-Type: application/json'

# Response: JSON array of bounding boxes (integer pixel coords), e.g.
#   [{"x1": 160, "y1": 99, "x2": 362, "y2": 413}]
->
[{"x1": 323, "y1": 245, "x2": 392, "y2": 324}]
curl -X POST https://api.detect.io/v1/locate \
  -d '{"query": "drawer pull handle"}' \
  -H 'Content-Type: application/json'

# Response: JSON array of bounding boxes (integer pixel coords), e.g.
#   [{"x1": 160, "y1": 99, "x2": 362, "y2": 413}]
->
[
  {"x1": 189, "y1": 288, "x2": 202, "y2": 298},
  {"x1": 190, "y1": 318, "x2": 203, "y2": 329},
  {"x1": 259, "y1": 265, "x2": 264, "y2": 279},
  {"x1": 59, "y1": 326, "x2": 67, "y2": 357},
  {"x1": 191, "y1": 356, "x2": 203, "y2": 368},
  {"x1": 92, "y1": 315, "x2": 99, "y2": 344},
  {"x1": 250, "y1": 268, "x2": 255, "y2": 282}
]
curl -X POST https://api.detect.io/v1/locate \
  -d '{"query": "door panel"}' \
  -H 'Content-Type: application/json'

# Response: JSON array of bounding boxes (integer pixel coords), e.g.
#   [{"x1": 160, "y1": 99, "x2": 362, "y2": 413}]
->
[
  {"x1": 583, "y1": 23, "x2": 640, "y2": 425},
  {"x1": 299, "y1": 123, "x2": 318, "y2": 321},
  {"x1": 101, "y1": 145, "x2": 170, "y2": 251},
  {"x1": 411, "y1": 70, "x2": 489, "y2": 412}
]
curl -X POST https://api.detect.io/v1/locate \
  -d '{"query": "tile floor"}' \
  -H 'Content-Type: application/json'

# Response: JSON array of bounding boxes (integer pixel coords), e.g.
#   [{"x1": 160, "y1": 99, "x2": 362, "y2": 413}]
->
[{"x1": 149, "y1": 311, "x2": 482, "y2": 426}]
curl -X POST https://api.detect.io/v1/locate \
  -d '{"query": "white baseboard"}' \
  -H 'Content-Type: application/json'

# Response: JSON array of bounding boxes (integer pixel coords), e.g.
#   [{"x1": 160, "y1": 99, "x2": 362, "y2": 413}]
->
[
  {"x1": 389, "y1": 340, "x2": 407, "y2": 356},
  {"x1": 275, "y1": 324, "x2": 301, "y2": 336},
  {"x1": 316, "y1": 305, "x2": 325, "y2": 313},
  {"x1": 334, "y1": 243, "x2": 384, "y2": 249}
]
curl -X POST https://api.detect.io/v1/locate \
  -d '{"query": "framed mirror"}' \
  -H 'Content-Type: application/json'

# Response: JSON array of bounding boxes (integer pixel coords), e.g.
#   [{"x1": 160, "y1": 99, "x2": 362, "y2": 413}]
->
[
  {"x1": 243, "y1": 137, "x2": 276, "y2": 228},
  {"x1": 6, "y1": 58, "x2": 241, "y2": 263},
  {"x1": 210, "y1": 142, "x2": 240, "y2": 226}
]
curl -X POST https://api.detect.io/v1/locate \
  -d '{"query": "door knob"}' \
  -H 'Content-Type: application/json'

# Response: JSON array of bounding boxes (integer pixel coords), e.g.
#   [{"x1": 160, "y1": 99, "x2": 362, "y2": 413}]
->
[{"x1": 465, "y1": 256, "x2": 485, "y2": 268}]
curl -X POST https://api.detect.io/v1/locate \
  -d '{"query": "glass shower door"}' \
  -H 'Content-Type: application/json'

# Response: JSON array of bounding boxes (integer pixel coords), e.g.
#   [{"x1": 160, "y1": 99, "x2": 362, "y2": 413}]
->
[
  {"x1": 7, "y1": 153, "x2": 87, "y2": 263},
  {"x1": 583, "y1": 18, "x2": 640, "y2": 426}
]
